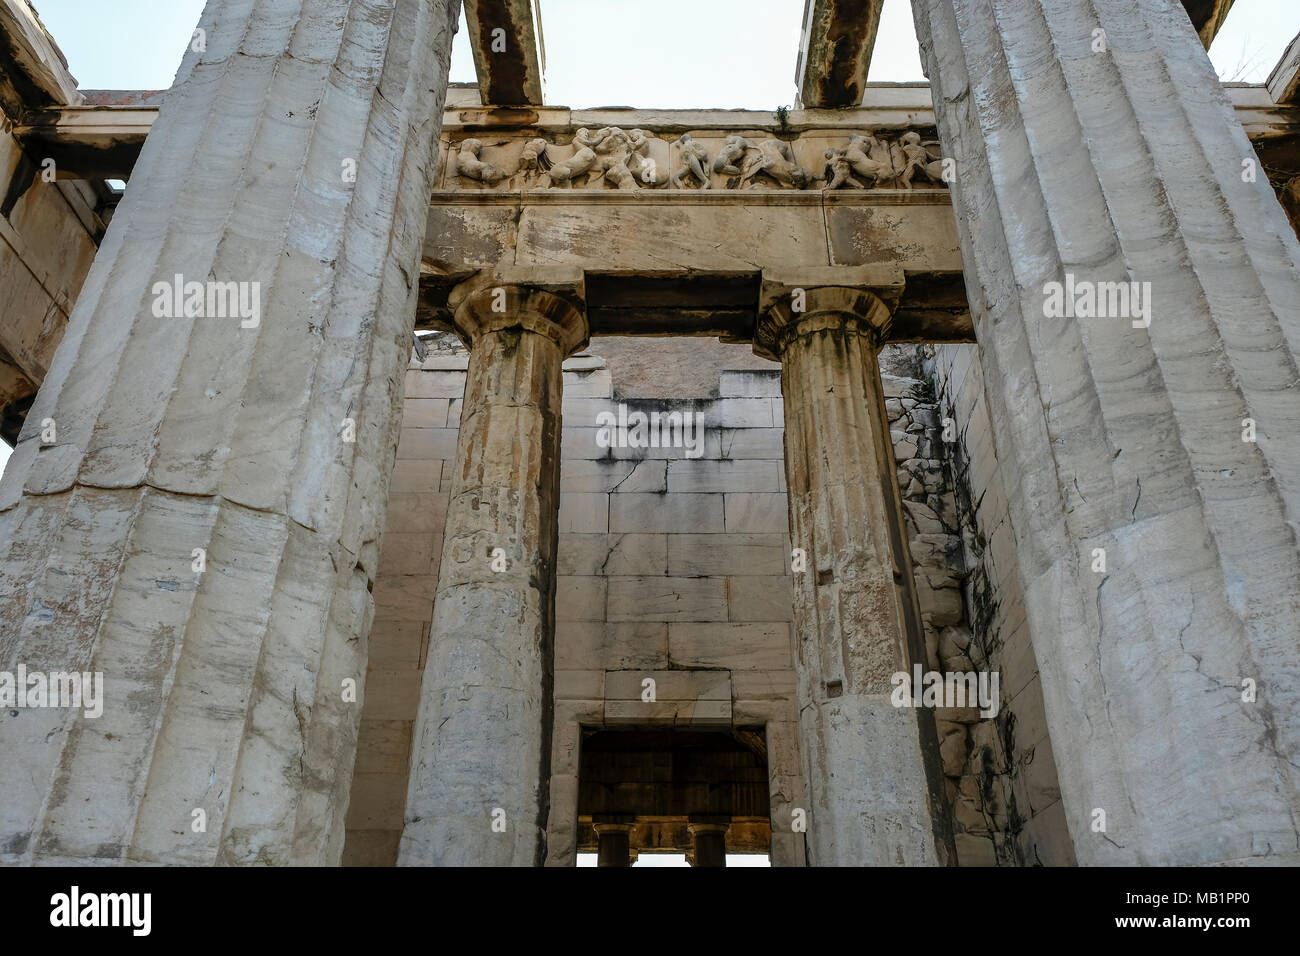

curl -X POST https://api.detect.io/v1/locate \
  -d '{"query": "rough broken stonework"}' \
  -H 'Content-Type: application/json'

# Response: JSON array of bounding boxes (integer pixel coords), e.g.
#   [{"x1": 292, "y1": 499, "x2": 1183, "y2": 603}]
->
[{"x1": 0, "y1": 0, "x2": 1298, "y2": 870}]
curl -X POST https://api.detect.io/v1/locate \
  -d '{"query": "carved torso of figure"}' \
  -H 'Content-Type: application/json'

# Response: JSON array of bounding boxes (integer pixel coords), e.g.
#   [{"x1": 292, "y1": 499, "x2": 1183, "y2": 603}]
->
[
  {"x1": 897, "y1": 131, "x2": 946, "y2": 187},
  {"x1": 712, "y1": 134, "x2": 754, "y2": 176},
  {"x1": 544, "y1": 128, "x2": 601, "y2": 186},
  {"x1": 843, "y1": 133, "x2": 893, "y2": 186},
  {"x1": 823, "y1": 147, "x2": 864, "y2": 189},
  {"x1": 671, "y1": 133, "x2": 712, "y2": 189},
  {"x1": 626, "y1": 129, "x2": 669, "y2": 186},
  {"x1": 740, "y1": 139, "x2": 809, "y2": 189},
  {"x1": 454, "y1": 138, "x2": 506, "y2": 184}
]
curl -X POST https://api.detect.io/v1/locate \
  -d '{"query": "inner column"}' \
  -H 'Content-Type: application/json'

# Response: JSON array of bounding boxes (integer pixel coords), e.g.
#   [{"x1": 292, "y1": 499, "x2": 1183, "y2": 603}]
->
[
  {"x1": 755, "y1": 278, "x2": 953, "y2": 866},
  {"x1": 400, "y1": 276, "x2": 588, "y2": 866}
]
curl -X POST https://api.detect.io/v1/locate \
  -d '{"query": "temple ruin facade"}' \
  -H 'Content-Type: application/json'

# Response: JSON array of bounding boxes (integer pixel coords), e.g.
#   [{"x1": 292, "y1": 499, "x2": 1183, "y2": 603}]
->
[{"x1": 1, "y1": 0, "x2": 1298, "y2": 867}]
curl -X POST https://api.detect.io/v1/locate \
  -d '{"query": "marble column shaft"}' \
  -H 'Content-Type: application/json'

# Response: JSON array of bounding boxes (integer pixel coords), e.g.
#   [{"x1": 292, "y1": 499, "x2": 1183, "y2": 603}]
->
[
  {"x1": 0, "y1": 0, "x2": 460, "y2": 865},
  {"x1": 400, "y1": 283, "x2": 587, "y2": 866},
  {"x1": 912, "y1": 0, "x2": 1300, "y2": 863},
  {"x1": 757, "y1": 287, "x2": 953, "y2": 866}
]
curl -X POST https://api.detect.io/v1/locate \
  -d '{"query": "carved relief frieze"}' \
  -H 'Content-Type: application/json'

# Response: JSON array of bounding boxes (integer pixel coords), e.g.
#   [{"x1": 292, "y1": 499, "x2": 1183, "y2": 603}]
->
[{"x1": 443, "y1": 126, "x2": 947, "y2": 192}]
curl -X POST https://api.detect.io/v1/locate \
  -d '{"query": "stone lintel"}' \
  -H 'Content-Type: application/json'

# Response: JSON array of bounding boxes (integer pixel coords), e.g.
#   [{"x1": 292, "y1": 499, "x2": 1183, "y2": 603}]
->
[
  {"x1": 13, "y1": 106, "x2": 154, "y2": 179},
  {"x1": 464, "y1": 0, "x2": 546, "y2": 106},
  {"x1": 1268, "y1": 32, "x2": 1300, "y2": 105},
  {"x1": 1182, "y1": 0, "x2": 1235, "y2": 49},
  {"x1": 0, "y1": 0, "x2": 82, "y2": 118},
  {"x1": 794, "y1": 0, "x2": 887, "y2": 109}
]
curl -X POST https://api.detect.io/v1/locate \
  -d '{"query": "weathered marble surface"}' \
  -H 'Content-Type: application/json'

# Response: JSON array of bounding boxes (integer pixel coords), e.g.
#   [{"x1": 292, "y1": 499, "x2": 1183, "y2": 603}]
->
[
  {"x1": 914, "y1": 0, "x2": 1300, "y2": 864},
  {"x1": 0, "y1": 0, "x2": 460, "y2": 865}
]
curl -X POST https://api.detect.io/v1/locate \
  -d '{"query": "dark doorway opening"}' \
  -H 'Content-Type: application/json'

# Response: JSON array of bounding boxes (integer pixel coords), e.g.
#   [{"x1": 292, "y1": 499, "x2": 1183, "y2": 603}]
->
[{"x1": 577, "y1": 726, "x2": 771, "y2": 867}]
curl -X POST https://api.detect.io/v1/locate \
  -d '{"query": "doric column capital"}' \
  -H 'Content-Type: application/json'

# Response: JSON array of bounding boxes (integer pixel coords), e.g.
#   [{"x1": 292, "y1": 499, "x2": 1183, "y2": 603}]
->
[
  {"x1": 450, "y1": 267, "x2": 589, "y2": 357},
  {"x1": 753, "y1": 267, "x2": 904, "y2": 361}
]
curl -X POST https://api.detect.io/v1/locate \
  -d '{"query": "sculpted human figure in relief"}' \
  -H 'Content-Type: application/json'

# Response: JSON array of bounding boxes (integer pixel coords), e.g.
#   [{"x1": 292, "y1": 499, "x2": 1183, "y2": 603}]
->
[
  {"x1": 453, "y1": 138, "x2": 506, "y2": 184},
  {"x1": 627, "y1": 129, "x2": 670, "y2": 186},
  {"x1": 897, "y1": 131, "x2": 947, "y2": 187},
  {"x1": 844, "y1": 133, "x2": 893, "y2": 186},
  {"x1": 712, "y1": 134, "x2": 754, "y2": 176},
  {"x1": 671, "y1": 133, "x2": 712, "y2": 189},
  {"x1": 738, "y1": 139, "x2": 810, "y2": 189}
]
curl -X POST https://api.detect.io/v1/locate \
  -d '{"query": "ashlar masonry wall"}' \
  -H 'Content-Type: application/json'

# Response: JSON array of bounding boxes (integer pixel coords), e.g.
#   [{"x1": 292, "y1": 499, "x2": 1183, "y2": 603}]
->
[{"x1": 344, "y1": 337, "x2": 1073, "y2": 866}]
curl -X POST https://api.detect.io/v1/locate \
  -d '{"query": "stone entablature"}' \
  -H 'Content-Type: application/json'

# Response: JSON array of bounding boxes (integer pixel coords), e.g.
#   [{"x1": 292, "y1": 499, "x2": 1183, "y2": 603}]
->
[
  {"x1": 434, "y1": 101, "x2": 952, "y2": 194},
  {"x1": 443, "y1": 126, "x2": 947, "y2": 192}
]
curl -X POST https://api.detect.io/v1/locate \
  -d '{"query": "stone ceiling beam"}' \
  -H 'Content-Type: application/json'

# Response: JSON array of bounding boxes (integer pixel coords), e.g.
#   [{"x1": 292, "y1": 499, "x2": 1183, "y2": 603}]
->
[
  {"x1": 0, "y1": 0, "x2": 81, "y2": 118},
  {"x1": 13, "y1": 105, "x2": 155, "y2": 179},
  {"x1": 1182, "y1": 0, "x2": 1235, "y2": 49},
  {"x1": 795, "y1": 0, "x2": 886, "y2": 108},
  {"x1": 1268, "y1": 32, "x2": 1300, "y2": 105},
  {"x1": 464, "y1": 0, "x2": 545, "y2": 106}
]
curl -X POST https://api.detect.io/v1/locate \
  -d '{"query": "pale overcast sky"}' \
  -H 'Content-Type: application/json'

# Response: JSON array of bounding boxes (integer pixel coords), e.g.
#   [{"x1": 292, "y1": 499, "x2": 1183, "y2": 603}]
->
[
  {"x1": 0, "y1": 0, "x2": 1296, "y2": 473},
  {"x1": 28, "y1": 0, "x2": 1300, "y2": 103}
]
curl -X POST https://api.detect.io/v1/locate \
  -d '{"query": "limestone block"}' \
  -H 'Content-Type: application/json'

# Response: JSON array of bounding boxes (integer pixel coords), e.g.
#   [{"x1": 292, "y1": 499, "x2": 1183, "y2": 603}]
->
[
  {"x1": 666, "y1": 533, "x2": 787, "y2": 576},
  {"x1": 362, "y1": 670, "x2": 423, "y2": 722},
  {"x1": 378, "y1": 532, "x2": 438, "y2": 577},
  {"x1": 668, "y1": 622, "x2": 792, "y2": 670},
  {"x1": 345, "y1": 775, "x2": 408, "y2": 832},
  {"x1": 397, "y1": 427, "x2": 460, "y2": 461},
  {"x1": 723, "y1": 492, "x2": 789, "y2": 532},
  {"x1": 717, "y1": 427, "x2": 786, "y2": 460},
  {"x1": 560, "y1": 459, "x2": 667, "y2": 494},
  {"x1": 371, "y1": 575, "x2": 437, "y2": 622},
  {"x1": 367, "y1": 619, "x2": 427, "y2": 670},
  {"x1": 556, "y1": 621, "x2": 669, "y2": 670},
  {"x1": 561, "y1": 397, "x2": 618, "y2": 424},
  {"x1": 605, "y1": 699, "x2": 732, "y2": 726},
  {"x1": 720, "y1": 370, "x2": 783, "y2": 398},
  {"x1": 555, "y1": 671, "x2": 604, "y2": 700},
  {"x1": 404, "y1": 369, "x2": 467, "y2": 399},
  {"x1": 342, "y1": 831, "x2": 402, "y2": 867},
  {"x1": 556, "y1": 576, "x2": 607, "y2": 621},
  {"x1": 558, "y1": 533, "x2": 668, "y2": 576},
  {"x1": 402, "y1": 399, "x2": 450, "y2": 429},
  {"x1": 558, "y1": 493, "x2": 609, "y2": 533},
  {"x1": 726, "y1": 575, "x2": 795, "y2": 622},
  {"x1": 604, "y1": 670, "x2": 731, "y2": 701},
  {"x1": 826, "y1": 203, "x2": 961, "y2": 272},
  {"x1": 609, "y1": 492, "x2": 724, "y2": 533},
  {"x1": 666, "y1": 459, "x2": 782, "y2": 493},
  {"x1": 708, "y1": 398, "x2": 775, "y2": 428},
  {"x1": 384, "y1": 493, "x2": 448, "y2": 534},
  {"x1": 355, "y1": 721, "x2": 414, "y2": 775},
  {"x1": 607, "y1": 575, "x2": 728, "y2": 622},
  {"x1": 389, "y1": 459, "x2": 441, "y2": 494},
  {"x1": 563, "y1": 368, "x2": 612, "y2": 397}
]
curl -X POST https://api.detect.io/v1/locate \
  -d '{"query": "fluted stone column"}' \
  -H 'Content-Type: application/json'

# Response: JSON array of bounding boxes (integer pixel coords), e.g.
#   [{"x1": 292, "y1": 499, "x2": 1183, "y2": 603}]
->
[
  {"x1": 400, "y1": 277, "x2": 588, "y2": 866},
  {"x1": 912, "y1": 0, "x2": 1300, "y2": 863},
  {"x1": 755, "y1": 275, "x2": 953, "y2": 866},
  {"x1": 0, "y1": 0, "x2": 460, "y2": 865}
]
